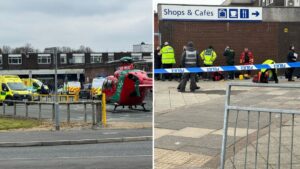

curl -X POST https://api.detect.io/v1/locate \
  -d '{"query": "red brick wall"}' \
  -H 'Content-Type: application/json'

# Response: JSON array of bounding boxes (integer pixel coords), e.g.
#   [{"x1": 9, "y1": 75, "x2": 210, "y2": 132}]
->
[
  {"x1": 84, "y1": 67, "x2": 115, "y2": 83},
  {"x1": 160, "y1": 21, "x2": 282, "y2": 67},
  {"x1": 154, "y1": 13, "x2": 160, "y2": 47}
]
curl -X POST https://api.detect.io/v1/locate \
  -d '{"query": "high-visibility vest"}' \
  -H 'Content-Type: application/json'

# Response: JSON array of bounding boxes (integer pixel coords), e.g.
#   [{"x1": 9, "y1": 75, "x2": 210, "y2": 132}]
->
[
  {"x1": 185, "y1": 50, "x2": 197, "y2": 66},
  {"x1": 200, "y1": 49, "x2": 217, "y2": 65},
  {"x1": 160, "y1": 45, "x2": 176, "y2": 64},
  {"x1": 261, "y1": 59, "x2": 275, "y2": 73}
]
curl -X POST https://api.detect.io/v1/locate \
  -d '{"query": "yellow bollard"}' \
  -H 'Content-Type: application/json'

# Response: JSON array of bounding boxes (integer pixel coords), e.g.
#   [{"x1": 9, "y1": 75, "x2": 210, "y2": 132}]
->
[
  {"x1": 101, "y1": 93, "x2": 107, "y2": 127},
  {"x1": 239, "y1": 74, "x2": 244, "y2": 80},
  {"x1": 75, "y1": 95, "x2": 79, "y2": 101}
]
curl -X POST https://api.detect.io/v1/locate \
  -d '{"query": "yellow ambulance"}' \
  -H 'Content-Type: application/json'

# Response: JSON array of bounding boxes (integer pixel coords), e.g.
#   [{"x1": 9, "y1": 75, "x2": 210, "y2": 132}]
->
[
  {"x1": 22, "y1": 78, "x2": 50, "y2": 94},
  {"x1": 0, "y1": 75, "x2": 32, "y2": 104}
]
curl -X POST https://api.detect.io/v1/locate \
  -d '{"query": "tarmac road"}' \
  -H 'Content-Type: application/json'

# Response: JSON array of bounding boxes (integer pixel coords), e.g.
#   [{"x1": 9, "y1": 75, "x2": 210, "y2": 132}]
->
[{"x1": 0, "y1": 141, "x2": 152, "y2": 169}]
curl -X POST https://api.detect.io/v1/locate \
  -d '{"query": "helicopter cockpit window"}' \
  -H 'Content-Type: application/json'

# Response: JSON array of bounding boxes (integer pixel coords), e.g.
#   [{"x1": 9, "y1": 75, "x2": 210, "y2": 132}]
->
[{"x1": 103, "y1": 79, "x2": 113, "y2": 89}]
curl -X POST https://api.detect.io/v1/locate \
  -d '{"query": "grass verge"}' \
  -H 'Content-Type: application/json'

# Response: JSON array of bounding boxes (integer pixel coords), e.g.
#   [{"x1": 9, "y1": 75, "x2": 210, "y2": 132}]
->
[{"x1": 0, "y1": 117, "x2": 40, "y2": 130}]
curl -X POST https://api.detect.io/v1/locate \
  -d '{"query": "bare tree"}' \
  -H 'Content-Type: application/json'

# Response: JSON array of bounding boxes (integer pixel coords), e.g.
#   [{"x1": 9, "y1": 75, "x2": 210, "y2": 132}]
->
[
  {"x1": 85, "y1": 47, "x2": 93, "y2": 53},
  {"x1": 24, "y1": 43, "x2": 34, "y2": 53},
  {"x1": 60, "y1": 46, "x2": 73, "y2": 53},
  {"x1": 76, "y1": 45, "x2": 93, "y2": 53},
  {"x1": 2, "y1": 45, "x2": 11, "y2": 54},
  {"x1": 12, "y1": 43, "x2": 35, "y2": 54}
]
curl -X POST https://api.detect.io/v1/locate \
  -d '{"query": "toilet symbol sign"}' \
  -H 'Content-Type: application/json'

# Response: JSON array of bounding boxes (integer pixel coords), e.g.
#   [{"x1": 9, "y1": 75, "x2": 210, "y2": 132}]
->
[
  {"x1": 229, "y1": 9, "x2": 238, "y2": 18},
  {"x1": 240, "y1": 9, "x2": 249, "y2": 18},
  {"x1": 159, "y1": 5, "x2": 262, "y2": 22}
]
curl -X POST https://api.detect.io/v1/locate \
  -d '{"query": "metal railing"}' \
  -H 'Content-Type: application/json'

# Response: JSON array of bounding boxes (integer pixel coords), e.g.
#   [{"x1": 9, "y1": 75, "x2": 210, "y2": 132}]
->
[
  {"x1": 220, "y1": 82, "x2": 300, "y2": 169},
  {"x1": 38, "y1": 94, "x2": 79, "y2": 102},
  {"x1": 1, "y1": 100, "x2": 104, "y2": 126}
]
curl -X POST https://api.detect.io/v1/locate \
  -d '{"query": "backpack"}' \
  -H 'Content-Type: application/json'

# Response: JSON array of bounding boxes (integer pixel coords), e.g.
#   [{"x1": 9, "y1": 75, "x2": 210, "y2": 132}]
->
[{"x1": 213, "y1": 72, "x2": 224, "y2": 81}]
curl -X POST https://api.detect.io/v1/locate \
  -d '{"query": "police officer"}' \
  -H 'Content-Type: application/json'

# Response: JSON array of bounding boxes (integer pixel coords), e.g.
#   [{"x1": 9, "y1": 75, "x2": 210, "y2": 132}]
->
[
  {"x1": 154, "y1": 46, "x2": 161, "y2": 80},
  {"x1": 223, "y1": 46, "x2": 235, "y2": 80},
  {"x1": 200, "y1": 45, "x2": 217, "y2": 80},
  {"x1": 286, "y1": 45, "x2": 298, "y2": 82},
  {"x1": 160, "y1": 42, "x2": 176, "y2": 81},
  {"x1": 179, "y1": 41, "x2": 200, "y2": 92},
  {"x1": 260, "y1": 59, "x2": 278, "y2": 83}
]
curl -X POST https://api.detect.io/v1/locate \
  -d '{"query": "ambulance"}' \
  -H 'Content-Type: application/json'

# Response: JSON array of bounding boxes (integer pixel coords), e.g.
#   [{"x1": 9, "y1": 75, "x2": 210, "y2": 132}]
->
[
  {"x1": 0, "y1": 75, "x2": 32, "y2": 104},
  {"x1": 91, "y1": 77, "x2": 105, "y2": 99},
  {"x1": 22, "y1": 78, "x2": 50, "y2": 94},
  {"x1": 63, "y1": 81, "x2": 81, "y2": 95}
]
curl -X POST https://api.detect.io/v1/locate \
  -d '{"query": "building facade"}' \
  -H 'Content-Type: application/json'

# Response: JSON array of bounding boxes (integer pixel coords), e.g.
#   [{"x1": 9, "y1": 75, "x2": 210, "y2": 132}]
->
[
  {"x1": 155, "y1": 4, "x2": 300, "y2": 76},
  {"x1": 0, "y1": 52, "x2": 152, "y2": 86}
]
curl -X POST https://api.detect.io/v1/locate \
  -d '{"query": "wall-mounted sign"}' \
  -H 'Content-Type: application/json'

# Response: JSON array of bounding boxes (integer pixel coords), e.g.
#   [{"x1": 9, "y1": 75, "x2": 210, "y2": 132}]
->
[{"x1": 158, "y1": 4, "x2": 262, "y2": 22}]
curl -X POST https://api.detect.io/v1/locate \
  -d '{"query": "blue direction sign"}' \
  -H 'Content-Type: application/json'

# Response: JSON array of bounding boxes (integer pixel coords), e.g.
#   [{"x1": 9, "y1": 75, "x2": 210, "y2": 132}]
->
[{"x1": 159, "y1": 5, "x2": 263, "y2": 22}]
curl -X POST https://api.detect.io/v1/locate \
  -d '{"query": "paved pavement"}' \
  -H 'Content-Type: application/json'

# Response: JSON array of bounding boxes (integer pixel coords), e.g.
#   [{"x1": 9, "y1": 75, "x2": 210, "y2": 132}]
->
[
  {"x1": 154, "y1": 78, "x2": 300, "y2": 169},
  {"x1": 0, "y1": 141, "x2": 152, "y2": 169},
  {"x1": 0, "y1": 128, "x2": 152, "y2": 147}
]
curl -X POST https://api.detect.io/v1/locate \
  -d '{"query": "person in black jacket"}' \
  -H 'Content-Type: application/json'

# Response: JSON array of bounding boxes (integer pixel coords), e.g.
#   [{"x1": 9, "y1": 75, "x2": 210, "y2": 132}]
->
[
  {"x1": 178, "y1": 41, "x2": 200, "y2": 92},
  {"x1": 285, "y1": 45, "x2": 298, "y2": 81},
  {"x1": 154, "y1": 46, "x2": 161, "y2": 80},
  {"x1": 223, "y1": 46, "x2": 235, "y2": 80}
]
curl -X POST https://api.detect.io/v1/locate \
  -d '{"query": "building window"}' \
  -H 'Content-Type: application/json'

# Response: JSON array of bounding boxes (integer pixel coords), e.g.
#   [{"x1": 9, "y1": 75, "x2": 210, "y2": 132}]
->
[
  {"x1": 108, "y1": 53, "x2": 114, "y2": 62},
  {"x1": 0, "y1": 55, "x2": 2, "y2": 65},
  {"x1": 72, "y1": 53, "x2": 85, "y2": 64},
  {"x1": 131, "y1": 53, "x2": 142, "y2": 61},
  {"x1": 91, "y1": 53, "x2": 102, "y2": 63},
  {"x1": 38, "y1": 54, "x2": 51, "y2": 64},
  {"x1": 60, "y1": 54, "x2": 67, "y2": 64},
  {"x1": 8, "y1": 54, "x2": 22, "y2": 64}
]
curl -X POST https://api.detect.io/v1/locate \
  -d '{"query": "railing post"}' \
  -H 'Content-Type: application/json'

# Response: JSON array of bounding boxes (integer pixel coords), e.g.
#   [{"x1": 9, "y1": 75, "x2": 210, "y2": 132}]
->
[
  {"x1": 67, "y1": 103, "x2": 70, "y2": 123},
  {"x1": 220, "y1": 84, "x2": 232, "y2": 169},
  {"x1": 2, "y1": 102, "x2": 5, "y2": 115},
  {"x1": 13, "y1": 102, "x2": 16, "y2": 117},
  {"x1": 92, "y1": 102, "x2": 95, "y2": 125},
  {"x1": 38, "y1": 103, "x2": 42, "y2": 120},
  {"x1": 96, "y1": 102, "x2": 101, "y2": 124},
  {"x1": 52, "y1": 103, "x2": 55, "y2": 121},
  {"x1": 84, "y1": 103, "x2": 87, "y2": 122},
  {"x1": 25, "y1": 102, "x2": 28, "y2": 118}
]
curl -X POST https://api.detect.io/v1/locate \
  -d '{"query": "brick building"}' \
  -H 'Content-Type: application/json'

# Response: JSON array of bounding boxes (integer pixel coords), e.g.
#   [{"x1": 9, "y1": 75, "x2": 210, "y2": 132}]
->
[{"x1": 0, "y1": 52, "x2": 152, "y2": 85}]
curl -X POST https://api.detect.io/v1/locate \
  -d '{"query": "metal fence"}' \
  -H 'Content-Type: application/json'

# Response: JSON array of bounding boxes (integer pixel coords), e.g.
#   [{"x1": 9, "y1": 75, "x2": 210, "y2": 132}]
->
[
  {"x1": 220, "y1": 82, "x2": 300, "y2": 169},
  {"x1": 1, "y1": 100, "x2": 102, "y2": 125},
  {"x1": 38, "y1": 94, "x2": 79, "y2": 102}
]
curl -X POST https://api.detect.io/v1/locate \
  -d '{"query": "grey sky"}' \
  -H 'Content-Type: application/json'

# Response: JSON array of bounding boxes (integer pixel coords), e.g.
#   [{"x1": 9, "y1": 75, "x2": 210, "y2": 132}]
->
[
  {"x1": 0, "y1": 0, "x2": 152, "y2": 52},
  {"x1": 153, "y1": 0, "x2": 224, "y2": 11}
]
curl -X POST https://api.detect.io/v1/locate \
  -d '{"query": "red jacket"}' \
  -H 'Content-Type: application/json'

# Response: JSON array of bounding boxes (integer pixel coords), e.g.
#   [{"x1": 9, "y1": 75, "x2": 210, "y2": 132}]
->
[{"x1": 240, "y1": 51, "x2": 254, "y2": 65}]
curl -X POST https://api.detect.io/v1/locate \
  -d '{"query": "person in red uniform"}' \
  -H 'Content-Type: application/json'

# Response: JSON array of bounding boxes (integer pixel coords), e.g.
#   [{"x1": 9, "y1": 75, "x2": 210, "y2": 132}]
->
[{"x1": 240, "y1": 48, "x2": 254, "y2": 78}]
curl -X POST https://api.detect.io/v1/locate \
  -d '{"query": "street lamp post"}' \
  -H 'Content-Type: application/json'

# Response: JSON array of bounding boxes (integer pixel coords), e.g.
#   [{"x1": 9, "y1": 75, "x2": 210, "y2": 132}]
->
[{"x1": 48, "y1": 47, "x2": 60, "y2": 130}]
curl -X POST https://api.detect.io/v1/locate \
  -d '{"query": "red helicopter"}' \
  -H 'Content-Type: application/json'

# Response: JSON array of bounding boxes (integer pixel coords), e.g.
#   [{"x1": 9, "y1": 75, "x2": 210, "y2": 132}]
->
[{"x1": 102, "y1": 57, "x2": 152, "y2": 111}]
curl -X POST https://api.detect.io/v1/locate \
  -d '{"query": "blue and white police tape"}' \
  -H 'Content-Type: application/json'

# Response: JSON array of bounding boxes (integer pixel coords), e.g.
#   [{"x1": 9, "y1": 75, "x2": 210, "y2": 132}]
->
[{"x1": 154, "y1": 62, "x2": 300, "y2": 74}]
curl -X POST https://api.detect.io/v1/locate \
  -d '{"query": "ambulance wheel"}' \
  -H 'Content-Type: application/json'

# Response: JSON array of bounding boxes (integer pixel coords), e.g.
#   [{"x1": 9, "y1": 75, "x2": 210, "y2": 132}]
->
[{"x1": 5, "y1": 96, "x2": 13, "y2": 106}]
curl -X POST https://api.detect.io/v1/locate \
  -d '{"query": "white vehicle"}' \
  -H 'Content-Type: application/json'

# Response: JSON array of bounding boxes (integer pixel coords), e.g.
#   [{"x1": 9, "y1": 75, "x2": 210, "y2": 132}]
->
[
  {"x1": 91, "y1": 77, "x2": 105, "y2": 99},
  {"x1": 63, "y1": 81, "x2": 81, "y2": 95}
]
